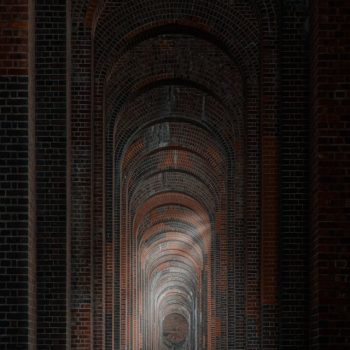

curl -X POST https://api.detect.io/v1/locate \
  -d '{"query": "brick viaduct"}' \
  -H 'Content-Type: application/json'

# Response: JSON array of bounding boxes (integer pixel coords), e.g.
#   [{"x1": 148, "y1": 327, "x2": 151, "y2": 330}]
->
[{"x1": 0, "y1": 0, "x2": 349, "y2": 349}]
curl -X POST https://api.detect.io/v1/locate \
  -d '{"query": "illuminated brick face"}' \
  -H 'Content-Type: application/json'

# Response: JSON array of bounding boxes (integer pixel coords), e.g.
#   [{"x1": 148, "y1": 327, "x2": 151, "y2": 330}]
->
[{"x1": 0, "y1": 1, "x2": 349, "y2": 350}]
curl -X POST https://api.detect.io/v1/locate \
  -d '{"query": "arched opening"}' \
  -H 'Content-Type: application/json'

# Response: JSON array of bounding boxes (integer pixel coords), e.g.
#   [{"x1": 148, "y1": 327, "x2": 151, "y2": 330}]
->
[{"x1": 117, "y1": 120, "x2": 227, "y2": 349}]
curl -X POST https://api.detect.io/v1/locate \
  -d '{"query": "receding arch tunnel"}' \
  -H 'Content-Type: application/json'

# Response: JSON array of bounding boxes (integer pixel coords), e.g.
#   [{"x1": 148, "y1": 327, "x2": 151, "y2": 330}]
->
[
  {"x1": 99, "y1": 2, "x2": 273, "y2": 348},
  {"x1": 58, "y1": 0, "x2": 310, "y2": 348},
  {"x1": 118, "y1": 120, "x2": 223, "y2": 350}
]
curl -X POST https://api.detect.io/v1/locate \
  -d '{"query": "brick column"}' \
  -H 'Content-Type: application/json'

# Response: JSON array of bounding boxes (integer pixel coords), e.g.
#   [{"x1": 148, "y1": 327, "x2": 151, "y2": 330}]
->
[
  {"x1": 245, "y1": 81, "x2": 261, "y2": 350},
  {"x1": 0, "y1": 2, "x2": 34, "y2": 348},
  {"x1": 92, "y1": 74, "x2": 105, "y2": 350},
  {"x1": 70, "y1": 21, "x2": 93, "y2": 350},
  {"x1": 279, "y1": 1, "x2": 309, "y2": 348},
  {"x1": 35, "y1": 1, "x2": 68, "y2": 348},
  {"x1": 261, "y1": 28, "x2": 279, "y2": 349}
]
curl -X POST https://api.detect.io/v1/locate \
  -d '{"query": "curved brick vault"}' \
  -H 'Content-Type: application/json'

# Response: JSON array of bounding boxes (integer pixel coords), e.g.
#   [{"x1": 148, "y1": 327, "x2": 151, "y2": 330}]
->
[{"x1": 1, "y1": 0, "x2": 350, "y2": 350}]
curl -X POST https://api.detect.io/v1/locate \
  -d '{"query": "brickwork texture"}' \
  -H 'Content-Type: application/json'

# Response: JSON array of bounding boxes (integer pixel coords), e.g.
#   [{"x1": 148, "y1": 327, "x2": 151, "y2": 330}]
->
[{"x1": 0, "y1": 0, "x2": 349, "y2": 349}]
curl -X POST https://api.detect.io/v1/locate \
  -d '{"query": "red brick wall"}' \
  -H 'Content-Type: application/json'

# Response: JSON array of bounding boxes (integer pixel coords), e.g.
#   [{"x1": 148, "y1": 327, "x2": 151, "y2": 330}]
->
[
  {"x1": 1, "y1": 0, "x2": 349, "y2": 349},
  {"x1": 0, "y1": 0, "x2": 28, "y2": 75}
]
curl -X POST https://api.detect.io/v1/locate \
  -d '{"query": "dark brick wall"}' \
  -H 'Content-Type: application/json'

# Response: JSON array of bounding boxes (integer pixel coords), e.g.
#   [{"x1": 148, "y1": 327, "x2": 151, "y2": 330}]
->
[
  {"x1": 92, "y1": 84, "x2": 104, "y2": 350},
  {"x1": 245, "y1": 81, "x2": 261, "y2": 350},
  {"x1": 261, "y1": 16, "x2": 280, "y2": 350},
  {"x1": 0, "y1": 0, "x2": 28, "y2": 76},
  {"x1": 310, "y1": 0, "x2": 350, "y2": 348},
  {"x1": 35, "y1": 0, "x2": 67, "y2": 348},
  {"x1": 0, "y1": 75, "x2": 30, "y2": 350},
  {"x1": 279, "y1": 1, "x2": 309, "y2": 348},
  {"x1": 70, "y1": 21, "x2": 92, "y2": 349},
  {"x1": 0, "y1": 2, "x2": 33, "y2": 349}
]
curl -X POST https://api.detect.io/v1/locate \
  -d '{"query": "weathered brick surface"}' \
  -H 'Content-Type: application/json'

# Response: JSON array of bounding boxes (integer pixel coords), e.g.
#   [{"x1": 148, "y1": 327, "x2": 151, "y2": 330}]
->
[
  {"x1": 0, "y1": 75, "x2": 30, "y2": 350},
  {"x1": 279, "y1": 1, "x2": 309, "y2": 348},
  {"x1": 35, "y1": 1, "x2": 67, "y2": 348},
  {"x1": 0, "y1": 2, "x2": 32, "y2": 349},
  {"x1": 0, "y1": 0, "x2": 28, "y2": 75},
  {"x1": 260, "y1": 9, "x2": 279, "y2": 348},
  {"x1": 116, "y1": 121, "x2": 227, "y2": 350},
  {"x1": 1, "y1": 0, "x2": 349, "y2": 348},
  {"x1": 70, "y1": 22, "x2": 92, "y2": 350},
  {"x1": 310, "y1": 0, "x2": 350, "y2": 348}
]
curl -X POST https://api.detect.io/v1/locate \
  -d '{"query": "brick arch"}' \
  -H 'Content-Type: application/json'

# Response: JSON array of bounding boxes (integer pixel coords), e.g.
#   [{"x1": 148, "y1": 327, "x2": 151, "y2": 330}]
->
[
  {"x1": 73, "y1": 0, "x2": 277, "y2": 43},
  {"x1": 124, "y1": 148, "x2": 222, "y2": 203},
  {"x1": 137, "y1": 220, "x2": 207, "y2": 250},
  {"x1": 156, "y1": 289, "x2": 193, "y2": 349},
  {"x1": 109, "y1": 112, "x2": 243, "y2": 346},
  {"x1": 151, "y1": 270, "x2": 198, "y2": 311},
  {"x1": 112, "y1": 113, "x2": 238, "y2": 346},
  {"x1": 140, "y1": 232, "x2": 204, "y2": 269},
  {"x1": 120, "y1": 193, "x2": 221, "y2": 348},
  {"x1": 156, "y1": 287, "x2": 194, "y2": 322},
  {"x1": 93, "y1": 0, "x2": 260, "y2": 78},
  {"x1": 134, "y1": 193, "x2": 212, "y2": 256},
  {"x1": 146, "y1": 257, "x2": 199, "y2": 288},
  {"x1": 142, "y1": 246, "x2": 202, "y2": 301},
  {"x1": 118, "y1": 186, "x2": 229, "y2": 349},
  {"x1": 139, "y1": 225, "x2": 207, "y2": 253},
  {"x1": 105, "y1": 34, "x2": 244, "y2": 121},
  {"x1": 120, "y1": 131, "x2": 216, "y2": 350},
  {"x1": 153, "y1": 284, "x2": 195, "y2": 348},
  {"x1": 144, "y1": 258, "x2": 200, "y2": 292},
  {"x1": 134, "y1": 193, "x2": 210, "y2": 224},
  {"x1": 138, "y1": 242, "x2": 203, "y2": 349},
  {"x1": 108, "y1": 79, "x2": 243, "y2": 140},
  {"x1": 120, "y1": 123, "x2": 228, "y2": 209},
  {"x1": 157, "y1": 287, "x2": 193, "y2": 309},
  {"x1": 128, "y1": 206, "x2": 212, "y2": 296},
  {"x1": 113, "y1": 88, "x2": 240, "y2": 151},
  {"x1": 142, "y1": 238, "x2": 203, "y2": 272},
  {"x1": 128, "y1": 174, "x2": 216, "y2": 213},
  {"x1": 134, "y1": 206, "x2": 210, "y2": 249},
  {"x1": 119, "y1": 119, "x2": 229, "y2": 233},
  {"x1": 121, "y1": 120, "x2": 228, "y2": 170},
  {"x1": 145, "y1": 262, "x2": 202, "y2": 349}
]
